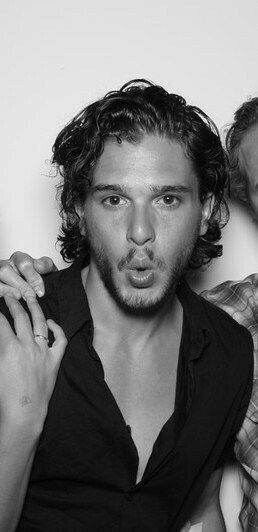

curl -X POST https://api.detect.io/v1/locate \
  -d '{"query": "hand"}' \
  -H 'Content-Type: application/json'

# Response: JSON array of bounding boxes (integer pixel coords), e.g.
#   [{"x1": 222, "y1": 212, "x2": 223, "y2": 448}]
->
[
  {"x1": 0, "y1": 252, "x2": 57, "y2": 300},
  {"x1": 0, "y1": 296, "x2": 67, "y2": 434}
]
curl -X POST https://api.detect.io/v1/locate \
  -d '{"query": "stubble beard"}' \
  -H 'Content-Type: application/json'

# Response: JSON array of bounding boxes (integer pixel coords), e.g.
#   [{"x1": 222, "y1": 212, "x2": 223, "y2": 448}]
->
[{"x1": 86, "y1": 234, "x2": 199, "y2": 317}]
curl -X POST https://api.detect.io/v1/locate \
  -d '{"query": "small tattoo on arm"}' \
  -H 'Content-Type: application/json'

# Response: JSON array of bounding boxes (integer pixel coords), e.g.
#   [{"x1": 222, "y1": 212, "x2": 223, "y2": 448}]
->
[{"x1": 20, "y1": 396, "x2": 32, "y2": 407}]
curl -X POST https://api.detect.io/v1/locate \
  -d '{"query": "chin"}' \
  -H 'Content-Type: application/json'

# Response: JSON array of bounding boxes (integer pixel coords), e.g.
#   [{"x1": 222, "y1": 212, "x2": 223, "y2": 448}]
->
[
  {"x1": 116, "y1": 298, "x2": 166, "y2": 316},
  {"x1": 112, "y1": 286, "x2": 174, "y2": 316}
]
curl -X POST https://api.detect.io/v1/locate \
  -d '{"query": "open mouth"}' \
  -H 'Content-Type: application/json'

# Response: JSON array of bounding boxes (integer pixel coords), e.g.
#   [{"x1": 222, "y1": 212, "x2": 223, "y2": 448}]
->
[{"x1": 127, "y1": 268, "x2": 155, "y2": 288}]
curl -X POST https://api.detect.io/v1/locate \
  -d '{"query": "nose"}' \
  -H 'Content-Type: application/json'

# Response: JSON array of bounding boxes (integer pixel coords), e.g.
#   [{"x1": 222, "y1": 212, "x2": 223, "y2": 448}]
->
[{"x1": 126, "y1": 205, "x2": 155, "y2": 246}]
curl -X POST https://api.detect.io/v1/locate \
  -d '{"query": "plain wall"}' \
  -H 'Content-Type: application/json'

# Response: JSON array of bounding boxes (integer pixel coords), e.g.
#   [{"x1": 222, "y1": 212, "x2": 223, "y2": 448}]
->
[
  {"x1": 1, "y1": 1, "x2": 258, "y2": 529},
  {"x1": 1, "y1": 0, "x2": 258, "y2": 269}
]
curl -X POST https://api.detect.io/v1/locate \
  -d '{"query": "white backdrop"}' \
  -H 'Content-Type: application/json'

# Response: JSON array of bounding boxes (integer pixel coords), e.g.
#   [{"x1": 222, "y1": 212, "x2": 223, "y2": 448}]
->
[{"x1": 1, "y1": 0, "x2": 258, "y2": 529}]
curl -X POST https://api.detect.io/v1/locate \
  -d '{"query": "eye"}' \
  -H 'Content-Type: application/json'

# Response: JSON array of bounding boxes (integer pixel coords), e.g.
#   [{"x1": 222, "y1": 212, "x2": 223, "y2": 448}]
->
[
  {"x1": 102, "y1": 195, "x2": 127, "y2": 207},
  {"x1": 157, "y1": 195, "x2": 180, "y2": 207}
]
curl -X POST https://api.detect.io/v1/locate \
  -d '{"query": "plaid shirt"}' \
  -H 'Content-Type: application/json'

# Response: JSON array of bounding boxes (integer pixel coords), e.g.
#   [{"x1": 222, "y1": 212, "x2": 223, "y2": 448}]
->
[{"x1": 202, "y1": 274, "x2": 258, "y2": 531}]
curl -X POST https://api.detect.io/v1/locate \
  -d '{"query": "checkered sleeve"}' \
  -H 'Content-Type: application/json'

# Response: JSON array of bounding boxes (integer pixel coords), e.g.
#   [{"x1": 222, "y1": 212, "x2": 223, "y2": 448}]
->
[{"x1": 202, "y1": 274, "x2": 258, "y2": 531}]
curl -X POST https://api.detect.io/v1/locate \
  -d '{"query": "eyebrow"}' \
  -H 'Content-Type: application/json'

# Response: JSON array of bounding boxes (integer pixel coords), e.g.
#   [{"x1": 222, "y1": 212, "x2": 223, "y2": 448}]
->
[
  {"x1": 149, "y1": 185, "x2": 192, "y2": 194},
  {"x1": 91, "y1": 184, "x2": 192, "y2": 194}
]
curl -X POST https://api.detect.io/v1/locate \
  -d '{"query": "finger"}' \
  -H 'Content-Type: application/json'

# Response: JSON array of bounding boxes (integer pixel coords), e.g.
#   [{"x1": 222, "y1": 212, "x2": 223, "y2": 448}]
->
[
  {"x1": 47, "y1": 319, "x2": 67, "y2": 363},
  {"x1": 34, "y1": 256, "x2": 58, "y2": 274},
  {"x1": 0, "y1": 261, "x2": 36, "y2": 300},
  {"x1": 0, "y1": 306, "x2": 17, "y2": 347},
  {"x1": 0, "y1": 261, "x2": 34, "y2": 294},
  {"x1": 26, "y1": 299, "x2": 48, "y2": 340},
  {"x1": 4, "y1": 296, "x2": 33, "y2": 342},
  {"x1": 0, "y1": 282, "x2": 21, "y2": 299},
  {"x1": 10, "y1": 253, "x2": 44, "y2": 299},
  {"x1": 10, "y1": 251, "x2": 34, "y2": 266},
  {"x1": 29, "y1": 256, "x2": 57, "y2": 298},
  {"x1": 9, "y1": 251, "x2": 34, "y2": 275},
  {"x1": 3, "y1": 259, "x2": 19, "y2": 274}
]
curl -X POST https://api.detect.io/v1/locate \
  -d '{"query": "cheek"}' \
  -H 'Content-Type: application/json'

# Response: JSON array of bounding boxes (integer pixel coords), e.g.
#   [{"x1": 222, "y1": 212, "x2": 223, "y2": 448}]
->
[
  {"x1": 162, "y1": 209, "x2": 202, "y2": 241},
  {"x1": 85, "y1": 215, "x2": 124, "y2": 258},
  {"x1": 161, "y1": 215, "x2": 201, "y2": 260}
]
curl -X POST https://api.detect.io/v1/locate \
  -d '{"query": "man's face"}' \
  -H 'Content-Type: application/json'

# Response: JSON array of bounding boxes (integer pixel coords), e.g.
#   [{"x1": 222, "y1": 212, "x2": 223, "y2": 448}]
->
[
  {"x1": 78, "y1": 134, "x2": 212, "y2": 314},
  {"x1": 239, "y1": 125, "x2": 258, "y2": 221}
]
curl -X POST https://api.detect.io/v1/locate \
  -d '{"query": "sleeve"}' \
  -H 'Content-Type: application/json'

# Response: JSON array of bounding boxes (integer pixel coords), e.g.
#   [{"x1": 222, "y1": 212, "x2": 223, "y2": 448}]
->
[
  {"x1": 203, "y1": 276, "x2": 258, "y2": 529},
  {"x1": 235, "y1": 375, "x2": 258, "y2": 531}
]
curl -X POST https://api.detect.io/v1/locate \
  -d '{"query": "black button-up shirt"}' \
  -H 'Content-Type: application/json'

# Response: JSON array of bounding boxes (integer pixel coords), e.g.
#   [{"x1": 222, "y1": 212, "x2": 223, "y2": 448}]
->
[{"x1": 10, "y1": 255, "x2": 253, "y2": 531}]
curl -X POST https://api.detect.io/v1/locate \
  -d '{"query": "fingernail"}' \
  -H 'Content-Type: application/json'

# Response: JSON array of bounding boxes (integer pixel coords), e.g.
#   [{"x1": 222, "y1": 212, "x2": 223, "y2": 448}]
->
[{"x1": 36, "y1": 289, "x2": 44, "y2": 297}]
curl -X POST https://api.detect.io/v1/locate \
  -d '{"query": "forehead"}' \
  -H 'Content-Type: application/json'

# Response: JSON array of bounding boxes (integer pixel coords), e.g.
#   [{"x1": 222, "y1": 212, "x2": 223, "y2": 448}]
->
[
  {"x1": 92, "y1": 134, "x2": 197, "y2": 188},
  {"x1": 239, "y1": 125, "x2": 258, "y2": 182}
]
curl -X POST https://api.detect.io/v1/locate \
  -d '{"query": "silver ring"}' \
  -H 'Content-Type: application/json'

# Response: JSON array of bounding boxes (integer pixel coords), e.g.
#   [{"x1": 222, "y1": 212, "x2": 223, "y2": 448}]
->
[{"x1": 34, "y1": 334, "x2": 49, "y2": 344}]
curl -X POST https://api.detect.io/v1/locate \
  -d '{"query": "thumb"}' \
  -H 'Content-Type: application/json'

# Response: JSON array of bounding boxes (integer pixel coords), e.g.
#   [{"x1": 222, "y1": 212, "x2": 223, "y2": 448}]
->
[{"x1": 47, "y1": 319, "x2": 67, "y2": 364}]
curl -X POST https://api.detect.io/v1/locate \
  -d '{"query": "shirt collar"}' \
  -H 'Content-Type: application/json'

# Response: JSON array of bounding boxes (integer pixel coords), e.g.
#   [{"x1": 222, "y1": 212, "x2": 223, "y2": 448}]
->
[
  {"x1": 176, "y1": 278, "x2": 211, "y2": 362},
  {"x1": 56, "y1": 253, "x2": 92, "y2": 341},
  {"x1": 55, "y1": 255, "x2": 210, "y2": 359}
]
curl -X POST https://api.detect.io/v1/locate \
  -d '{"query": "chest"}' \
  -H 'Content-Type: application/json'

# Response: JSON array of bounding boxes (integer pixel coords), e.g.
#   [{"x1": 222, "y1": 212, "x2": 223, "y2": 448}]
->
[
  {"x1": 94, "y1": 338, "x2": 180, "y2": 483},
  {"x1": 24, "y1": 326, "x2": 243, "y2": 531}
]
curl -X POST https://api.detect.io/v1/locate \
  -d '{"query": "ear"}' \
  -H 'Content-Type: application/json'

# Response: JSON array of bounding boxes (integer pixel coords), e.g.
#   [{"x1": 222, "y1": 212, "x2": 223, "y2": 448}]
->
[
  {"x1": 199, "y1": 193, "x2": 215, "y2": 236},
  {"x1": 75, "y1": 204, "x2": 86, "y2": 236}
]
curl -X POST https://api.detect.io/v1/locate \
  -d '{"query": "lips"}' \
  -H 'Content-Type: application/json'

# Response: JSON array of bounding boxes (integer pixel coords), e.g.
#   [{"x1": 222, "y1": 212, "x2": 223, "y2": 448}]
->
[
  {"x1": 127, "y1": 259, "x2": 153, "y2": 270},
  {"x1": 127, "y1": 270, "x2": 155, "y2": 288},
  {"x1": 124, "y1": 256, "x2": 156, "y2": 288}
]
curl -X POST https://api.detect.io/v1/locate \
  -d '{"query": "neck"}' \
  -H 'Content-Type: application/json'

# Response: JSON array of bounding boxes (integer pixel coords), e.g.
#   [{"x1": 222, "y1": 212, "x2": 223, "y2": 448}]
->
[{"x1": 82, "y1": 265, "x2": 182, "y2": 351}]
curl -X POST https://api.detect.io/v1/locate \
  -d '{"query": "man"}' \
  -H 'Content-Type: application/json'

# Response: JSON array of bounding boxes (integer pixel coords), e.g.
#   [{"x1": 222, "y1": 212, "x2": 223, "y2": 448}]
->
[
  {"x1": 200, "y1": 102, "x2": 258, "y2": 530},
  {"x1": 226, "y1": 96, "x2": 258, "y2": 221},
  {"x1": 203, "y1": 274, "x2": 258, "y2": 530},
  {"x1": 0, "y1": 80, "x2": 253, "y2": 531}
]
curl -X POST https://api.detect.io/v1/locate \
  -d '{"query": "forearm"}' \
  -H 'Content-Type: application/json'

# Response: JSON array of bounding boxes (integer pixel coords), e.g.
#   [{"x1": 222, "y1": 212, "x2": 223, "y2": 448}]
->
[
  {"x1": 190, "y1": 502, "x2": 226, "y2": 532},
  {"x1": 0, "y1": 422, "x2": 41, "y2": 531},
  {"x1": 185, "y1": 469, "x2": 226, "y2": 532},
  {"x1": 0, "y1": 294, "x2": 66, "y2": 530}
]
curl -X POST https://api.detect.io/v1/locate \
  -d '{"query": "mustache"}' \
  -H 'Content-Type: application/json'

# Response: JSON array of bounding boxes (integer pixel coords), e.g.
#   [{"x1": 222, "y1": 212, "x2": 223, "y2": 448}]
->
[{"x1": 117, "y1": 248, "x2": 166, "y2": 271}]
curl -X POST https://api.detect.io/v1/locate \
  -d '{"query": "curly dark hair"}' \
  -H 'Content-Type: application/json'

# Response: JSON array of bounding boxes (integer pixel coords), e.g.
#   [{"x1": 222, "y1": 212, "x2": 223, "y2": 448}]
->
[
  {"x1": 53, "y1": 79, "x2": 228, "y2": 268},
  {"x1": 226, "y1": 96, "x2": 258, "y2": 210}
]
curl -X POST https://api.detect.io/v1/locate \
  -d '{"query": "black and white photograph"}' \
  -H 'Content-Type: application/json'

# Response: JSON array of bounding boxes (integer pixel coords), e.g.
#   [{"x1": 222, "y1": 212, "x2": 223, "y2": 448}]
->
[{"x1": 0, "y1": 1, "x2": 257, "y2": 530}]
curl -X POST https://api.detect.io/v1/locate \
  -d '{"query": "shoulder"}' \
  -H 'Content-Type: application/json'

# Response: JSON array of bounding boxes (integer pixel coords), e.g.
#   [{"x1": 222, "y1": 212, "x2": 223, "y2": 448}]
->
[
  {"x1": 198, "y1": 289, "x2": 253, "y2": 341},
  {"x1": 41, "y1": 266, "x2": 70, "y2": 295},
  {"x1": 35, "y1": 266, "x2": 73, "y2": 321},
  {"x1": 202, "y1": 274, "x2": 258, "y2": 307},
  {"x1": 201, "y1": 275, "x2": 258, "y2": 336},
  {"x1": 0, "y1": 266, "x2": 68, "y2": 323},
  {"x1": 193, "y1": 290, "x2": 254, "y2": 377},
  {"x1": 181, "y1": 280, "x2": 254, "y2": 366}
]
